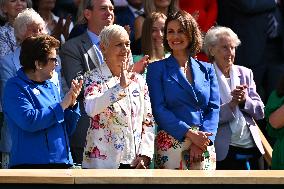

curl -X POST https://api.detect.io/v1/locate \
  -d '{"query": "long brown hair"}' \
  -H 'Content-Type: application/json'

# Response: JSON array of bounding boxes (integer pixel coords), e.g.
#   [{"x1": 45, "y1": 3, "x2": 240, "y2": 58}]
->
[
  {"x1": 163, "y1": 10, "x2": 202, "y2": 56},
  {"x1": 141, "y1": 12, "x2": 166, "y2": 61}
]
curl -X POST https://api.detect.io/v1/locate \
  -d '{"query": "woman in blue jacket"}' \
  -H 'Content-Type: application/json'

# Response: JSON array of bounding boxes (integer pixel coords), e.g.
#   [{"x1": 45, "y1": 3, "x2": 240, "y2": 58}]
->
[
  {"x1": 3, "y1": 34, "x2": 82, "y2": 168},
  {"x1": 146, "y1": 11, "x2": 220, "y2": 170}
]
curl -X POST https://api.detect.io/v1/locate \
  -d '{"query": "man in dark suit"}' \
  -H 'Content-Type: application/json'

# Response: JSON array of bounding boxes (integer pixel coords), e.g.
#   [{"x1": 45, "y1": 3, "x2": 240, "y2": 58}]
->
[
  {"x1": 115, "y1": 0, "x2": 143, "y2": 43},
  {"x1": 217, "y1": 0, "x2": 284, "y2": 103},
  {"x1": 60, "y1": 0, "x2": 115, "y2": 164}
]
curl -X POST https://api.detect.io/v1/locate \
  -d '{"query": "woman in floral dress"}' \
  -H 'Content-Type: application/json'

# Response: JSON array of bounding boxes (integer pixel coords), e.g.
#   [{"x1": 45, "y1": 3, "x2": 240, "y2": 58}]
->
[{"x1": 82, "y1": 24, "x2": 155, "y2": 169}]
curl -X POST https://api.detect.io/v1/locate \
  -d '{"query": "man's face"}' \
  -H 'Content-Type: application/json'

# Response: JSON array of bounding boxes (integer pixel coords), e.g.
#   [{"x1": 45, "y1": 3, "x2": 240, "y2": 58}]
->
[{"x1": 85, "y1": 0, "x2": 114, "y2": 34}]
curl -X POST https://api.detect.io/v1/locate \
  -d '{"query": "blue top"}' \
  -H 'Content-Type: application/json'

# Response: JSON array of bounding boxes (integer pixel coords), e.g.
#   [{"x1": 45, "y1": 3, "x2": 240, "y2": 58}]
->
[
  {"x1": 146, "y1": 55, "x2": 220, "y2": 142},
  {"x1": 87, "y1": 29, "x2": 103, "y2": 65},
  {"x1": 0, "y1": 47, "x2": 63, "y2": 153},
  {"x1": 3, "y1": 68, "x2": 80, "y2": 167}
]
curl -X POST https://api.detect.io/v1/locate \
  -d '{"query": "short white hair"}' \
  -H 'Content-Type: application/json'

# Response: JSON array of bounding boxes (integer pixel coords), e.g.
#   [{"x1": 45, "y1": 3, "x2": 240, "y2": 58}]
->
[
  {"x1": 203, "y1": 26, "x2": 241, "y2": 61},
  {"x1": 13, "y1": 8, "x2": 46, "y2": 43},
  {"x1": 99, "y1": 24, "x2": 129, "y2": 47}
]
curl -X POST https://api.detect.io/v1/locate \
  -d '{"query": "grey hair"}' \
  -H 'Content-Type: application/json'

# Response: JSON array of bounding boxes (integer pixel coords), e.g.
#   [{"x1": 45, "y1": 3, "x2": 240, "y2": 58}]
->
[
  {"x1": 99, "y1": 24, "x2": 129, "y2": 48},
  {"x1": 13, "y1": 8, "x2": 46, "y2": 43},
  {"x1": 0, "y1": 0, "x2": 32, "y2": 22},
  {"x1": 203, "y1": 26, "x2": 241, "y2": 61}
]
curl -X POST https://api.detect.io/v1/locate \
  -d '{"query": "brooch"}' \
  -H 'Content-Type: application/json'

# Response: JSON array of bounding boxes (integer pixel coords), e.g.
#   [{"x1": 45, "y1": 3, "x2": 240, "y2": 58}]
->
[{"x1": 32, "y1": 88, "x2": 40, "y2": 95}]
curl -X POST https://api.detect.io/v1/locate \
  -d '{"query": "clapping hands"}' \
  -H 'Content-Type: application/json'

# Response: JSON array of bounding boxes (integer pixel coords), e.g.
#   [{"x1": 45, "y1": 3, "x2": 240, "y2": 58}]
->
[
  {"x1": 60, "y1": 79, "x2": 83, "y2": 110},
  {"x1": 51, "y1": 15, "x2": 72, "y2": 41},
  {"x1": 229, "y1": 84, "x2": 247, "y2": 108}
]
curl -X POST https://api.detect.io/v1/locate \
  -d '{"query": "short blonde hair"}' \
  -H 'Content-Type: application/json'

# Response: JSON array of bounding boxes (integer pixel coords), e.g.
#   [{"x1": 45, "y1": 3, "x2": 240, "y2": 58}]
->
[
  {"x1": 13, "y1": 8, "x2": 46, "y2": 43},
  {"x1": 203, "y1": 26, "x2": 241, "y2": 61},
  {"x1": 99, "y1": 24, "x2": 129, "y2": 48}
]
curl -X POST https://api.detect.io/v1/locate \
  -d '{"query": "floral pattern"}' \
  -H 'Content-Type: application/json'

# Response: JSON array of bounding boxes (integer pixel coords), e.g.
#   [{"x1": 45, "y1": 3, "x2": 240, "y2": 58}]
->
[
  {"x1": 82, "y1": 63, "x2": 155, "y2": 168},
  {"x1": 0, "y1": 24, "x2": 17, "y2": 57},
  {"x1": 155, "y1": 130, "x2": 216, "y2": 170}
]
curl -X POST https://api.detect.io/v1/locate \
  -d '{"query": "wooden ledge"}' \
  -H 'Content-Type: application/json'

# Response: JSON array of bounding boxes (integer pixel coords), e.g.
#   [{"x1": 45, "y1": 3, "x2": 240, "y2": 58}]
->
[
  {"x1": 72, "y1": 170, "x2": 284, "y2": 184},
  {"x1": 1, "y1": 170, "x2": 284, "y2": 184},
  {"x1": 0, "y1": 169, "x2": 74, "y2": 184}
]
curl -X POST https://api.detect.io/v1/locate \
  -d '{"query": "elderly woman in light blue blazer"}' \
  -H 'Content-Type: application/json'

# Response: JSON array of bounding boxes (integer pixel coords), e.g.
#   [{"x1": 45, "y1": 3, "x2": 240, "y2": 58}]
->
[
  {"x1": 203, "y1": 26, "x2": 265, "y2": 170},
  {"x1": 146, "y1": 11, "x2": 220, "y2": 170}
]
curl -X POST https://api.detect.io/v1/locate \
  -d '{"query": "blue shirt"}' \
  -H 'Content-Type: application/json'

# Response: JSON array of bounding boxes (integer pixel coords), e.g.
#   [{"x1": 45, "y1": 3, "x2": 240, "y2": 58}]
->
[{"x1": 87, "y1": 29, "x2": 103, "y2": 65}]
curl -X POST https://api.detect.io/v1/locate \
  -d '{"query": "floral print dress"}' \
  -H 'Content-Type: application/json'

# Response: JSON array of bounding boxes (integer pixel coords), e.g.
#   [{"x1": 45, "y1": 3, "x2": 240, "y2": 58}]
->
[
  {"x1": 82, "y1": 63, "x2": 155, "y2": 168},
  {"x1": 155, "y1": 129, "x2": 216, "y2": 170}
]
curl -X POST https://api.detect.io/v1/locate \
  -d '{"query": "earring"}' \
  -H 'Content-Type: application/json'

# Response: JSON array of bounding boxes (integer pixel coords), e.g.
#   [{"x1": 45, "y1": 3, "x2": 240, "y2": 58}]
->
[{"x1": 39, "y1": 67, "x2": 43, "y2": 70}]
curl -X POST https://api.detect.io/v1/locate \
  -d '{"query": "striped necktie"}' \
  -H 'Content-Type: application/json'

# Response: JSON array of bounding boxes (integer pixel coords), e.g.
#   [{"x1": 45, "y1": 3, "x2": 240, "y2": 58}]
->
[{"x1": 95, "y1": 41, "x2": 104, "y2": 65}]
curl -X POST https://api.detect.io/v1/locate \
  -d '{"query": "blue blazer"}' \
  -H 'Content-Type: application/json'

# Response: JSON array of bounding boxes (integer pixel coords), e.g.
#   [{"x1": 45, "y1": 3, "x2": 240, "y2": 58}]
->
[
  {"x1": 146, "y1": 55, "x2": 220, "y2": 142},
  {"x1": 3, "y1": 68, "x2": 80, "y2": 167}
]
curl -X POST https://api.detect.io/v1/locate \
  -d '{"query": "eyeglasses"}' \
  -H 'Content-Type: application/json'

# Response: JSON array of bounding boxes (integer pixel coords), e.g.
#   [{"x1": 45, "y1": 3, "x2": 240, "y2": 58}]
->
[{"x1": 47, "y1": 57, "x2": 59, "y2": 66}]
